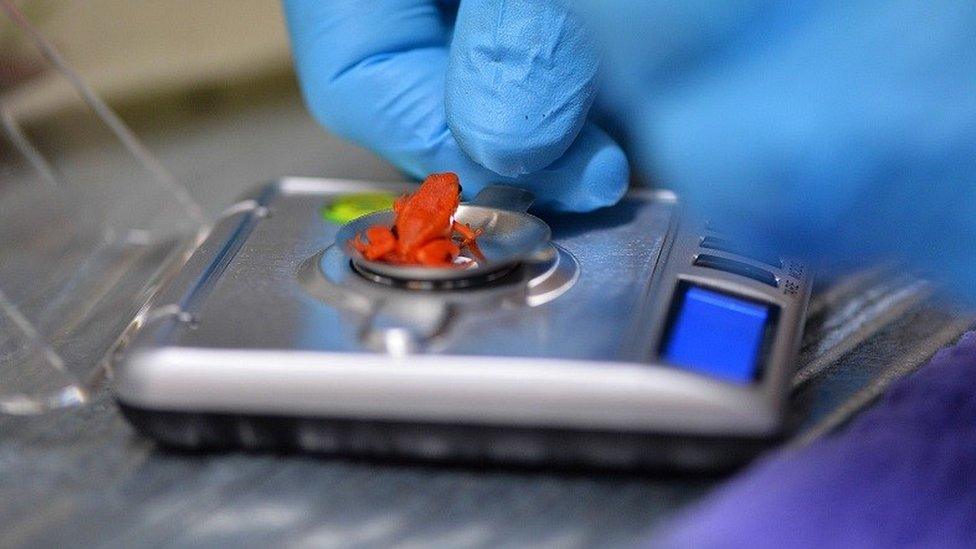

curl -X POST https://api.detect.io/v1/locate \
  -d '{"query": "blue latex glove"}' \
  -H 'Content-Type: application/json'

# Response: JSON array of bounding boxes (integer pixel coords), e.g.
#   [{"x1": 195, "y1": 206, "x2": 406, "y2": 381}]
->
[
  {"x1": 578, "y1": 0, "x2": 976, "y2": 303},
  {"x1": 282, "y1": 0, "x2": 628, "y2": 212}
]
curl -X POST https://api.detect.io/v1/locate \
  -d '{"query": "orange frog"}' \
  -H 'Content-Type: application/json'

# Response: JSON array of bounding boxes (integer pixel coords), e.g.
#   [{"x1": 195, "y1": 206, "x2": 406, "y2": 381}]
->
[{"x1": 351, "y1": 172, "x2": 485, "y2": 267}]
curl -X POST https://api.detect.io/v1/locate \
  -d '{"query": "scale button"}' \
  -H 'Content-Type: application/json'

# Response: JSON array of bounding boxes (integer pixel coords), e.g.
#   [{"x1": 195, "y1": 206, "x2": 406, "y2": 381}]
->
[
  {"x1": 699, "y1": 236, "x2": 783, "y2": 269},
  {"x1": 661, "y1": 286, "x2": 772, "y2": 384},
  {"x1": 693, "y1": 254, "x2": 778, "y2": 287}
]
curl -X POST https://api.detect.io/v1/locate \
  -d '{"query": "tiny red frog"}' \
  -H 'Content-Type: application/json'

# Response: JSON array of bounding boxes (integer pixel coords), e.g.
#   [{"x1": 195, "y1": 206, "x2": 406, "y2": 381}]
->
[{"x1": 351, "y1": 172, "x2": 485, "y2": 267}]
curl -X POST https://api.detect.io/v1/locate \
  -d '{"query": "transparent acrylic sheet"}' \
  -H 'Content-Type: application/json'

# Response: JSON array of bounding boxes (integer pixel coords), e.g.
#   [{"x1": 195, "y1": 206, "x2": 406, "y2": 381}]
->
[{"x1": 0, "y1": 1, "x2": 205, "y2": 413}]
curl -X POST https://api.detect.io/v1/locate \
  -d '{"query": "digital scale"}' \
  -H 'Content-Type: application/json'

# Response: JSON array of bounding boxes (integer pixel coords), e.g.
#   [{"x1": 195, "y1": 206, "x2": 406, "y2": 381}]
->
[{"x1": 113, "y1": 177, "x2": 811, "y2": 470}]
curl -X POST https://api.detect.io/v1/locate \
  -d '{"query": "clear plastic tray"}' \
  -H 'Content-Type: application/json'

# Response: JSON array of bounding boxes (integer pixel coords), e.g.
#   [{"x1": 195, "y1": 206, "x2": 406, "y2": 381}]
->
[{"x1": 0, "y1": 1, "x2": 205, "y2": 413}]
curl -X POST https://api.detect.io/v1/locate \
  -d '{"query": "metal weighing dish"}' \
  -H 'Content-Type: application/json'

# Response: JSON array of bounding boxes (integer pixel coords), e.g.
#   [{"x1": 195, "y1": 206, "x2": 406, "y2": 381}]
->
[{"x1": 336, "y1": 185, "x2": 552, "y2": 285}]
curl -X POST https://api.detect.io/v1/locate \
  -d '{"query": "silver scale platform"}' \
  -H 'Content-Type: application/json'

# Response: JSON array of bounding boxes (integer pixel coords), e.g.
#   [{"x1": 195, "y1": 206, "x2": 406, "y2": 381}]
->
[{"x1": 114, "y1": 177, "x2": 811, "y2": 469}]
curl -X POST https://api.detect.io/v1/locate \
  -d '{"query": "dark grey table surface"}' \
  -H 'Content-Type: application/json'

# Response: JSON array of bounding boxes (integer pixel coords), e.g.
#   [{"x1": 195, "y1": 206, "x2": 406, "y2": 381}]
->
[{"x1": 1, "y1": 87, "x2": 972, "y2": 548}]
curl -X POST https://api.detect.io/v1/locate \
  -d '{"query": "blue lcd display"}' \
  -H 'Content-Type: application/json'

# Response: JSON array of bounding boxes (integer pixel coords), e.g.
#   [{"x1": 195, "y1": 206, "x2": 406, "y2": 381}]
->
[{"x1": 661, "y1": 286, "x2": 771, "y2": 383}]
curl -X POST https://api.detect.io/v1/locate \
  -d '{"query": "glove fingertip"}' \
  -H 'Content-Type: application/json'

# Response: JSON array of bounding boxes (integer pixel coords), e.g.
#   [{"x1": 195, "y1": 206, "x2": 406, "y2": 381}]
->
[
  {"x1": 534, "y1": 125, "x2": 630, "y2": 212},
  {"x1": 577, "y1": 139, "x2": 630, "y2": 210}
]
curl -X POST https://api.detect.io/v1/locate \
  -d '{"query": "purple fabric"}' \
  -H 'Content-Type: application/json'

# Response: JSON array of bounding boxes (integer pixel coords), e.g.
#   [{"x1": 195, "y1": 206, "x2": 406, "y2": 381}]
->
[{"x1": 653, "y1": 331, "x2": 976, "y2": 548}]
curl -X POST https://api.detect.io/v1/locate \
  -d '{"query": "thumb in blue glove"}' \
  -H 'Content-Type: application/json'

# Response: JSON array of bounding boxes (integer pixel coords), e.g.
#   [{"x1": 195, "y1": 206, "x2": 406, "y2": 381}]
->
[{"x1": 282, "y1": 0, "x2": 628, "y2": 212}]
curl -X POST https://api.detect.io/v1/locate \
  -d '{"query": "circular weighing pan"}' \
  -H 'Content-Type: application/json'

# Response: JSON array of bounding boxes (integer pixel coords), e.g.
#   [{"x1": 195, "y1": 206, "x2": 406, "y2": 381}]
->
[{"x1": 335, "y1": 204, "x2": 551, "y2": 282}]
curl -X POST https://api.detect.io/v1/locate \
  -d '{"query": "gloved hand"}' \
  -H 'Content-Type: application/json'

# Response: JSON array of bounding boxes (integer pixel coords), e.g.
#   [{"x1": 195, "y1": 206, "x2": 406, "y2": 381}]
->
[
  {"x1": 282, "y1": 0, "x2": 628, "y2": 212},
  {"x1": 578, "y1": 1, "x2": 976, "y2": 303}
]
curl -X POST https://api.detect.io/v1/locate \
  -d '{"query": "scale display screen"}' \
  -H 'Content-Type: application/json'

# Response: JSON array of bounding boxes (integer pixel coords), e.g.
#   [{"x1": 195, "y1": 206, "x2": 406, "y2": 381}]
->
[{"x1": 660, "y1": 284, "x2": 776, "y2": 384}]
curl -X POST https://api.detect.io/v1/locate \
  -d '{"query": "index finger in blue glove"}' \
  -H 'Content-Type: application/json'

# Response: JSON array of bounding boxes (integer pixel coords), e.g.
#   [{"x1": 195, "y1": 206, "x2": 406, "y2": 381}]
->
[
  {"x1": 282, "y1": 0, "x2": 628, "y2": 212},
  {"x1": 283, "y1": 0, "x2": 452, "y2": 164},
  {"x1": 446, "y1": 0, "x2": 600, "y2": 177}
]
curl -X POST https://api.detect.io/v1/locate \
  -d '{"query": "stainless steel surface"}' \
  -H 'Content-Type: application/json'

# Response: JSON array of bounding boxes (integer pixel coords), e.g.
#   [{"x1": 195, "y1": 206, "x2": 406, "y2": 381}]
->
[
  {"x1": 337, "y1": 184, "x2": 552, "y2": 284},
  {"x1": 129, "y1": 177, "x2": 674, "y2": 360}
]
